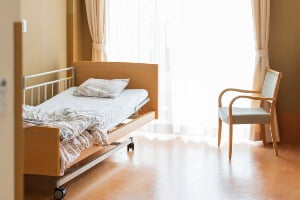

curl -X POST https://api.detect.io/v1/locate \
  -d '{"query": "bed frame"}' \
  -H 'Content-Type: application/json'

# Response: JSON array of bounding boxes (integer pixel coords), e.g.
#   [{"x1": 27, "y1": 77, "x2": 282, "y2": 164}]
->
[{"x1": 23, "y1": 62, "x2": 158, "y2": 199}]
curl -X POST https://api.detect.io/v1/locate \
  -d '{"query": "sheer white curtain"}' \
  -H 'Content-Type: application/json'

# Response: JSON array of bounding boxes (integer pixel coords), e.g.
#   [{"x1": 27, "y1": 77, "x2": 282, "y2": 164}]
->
[
  {"x1": 105, "y1": 0, "x2": 255, "y2": 138},
  {"x1": 85, "y1": 0, "x2": 107, "y2": 61}
]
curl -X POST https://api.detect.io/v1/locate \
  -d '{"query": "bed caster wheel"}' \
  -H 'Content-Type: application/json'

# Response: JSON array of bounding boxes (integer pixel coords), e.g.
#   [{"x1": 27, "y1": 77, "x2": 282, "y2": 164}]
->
[
  {"x1": 127, "y1": 143, "x2": 134, "y2": 152},
  {"x1": 54, "y1": 187, "x2": 67, "y2": 200}
]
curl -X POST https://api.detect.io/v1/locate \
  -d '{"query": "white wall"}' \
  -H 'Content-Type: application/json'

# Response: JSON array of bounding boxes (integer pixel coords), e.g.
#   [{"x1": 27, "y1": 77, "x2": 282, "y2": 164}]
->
[{"x1": 0, "y1": 0, "x2": 20, "y2": 199}]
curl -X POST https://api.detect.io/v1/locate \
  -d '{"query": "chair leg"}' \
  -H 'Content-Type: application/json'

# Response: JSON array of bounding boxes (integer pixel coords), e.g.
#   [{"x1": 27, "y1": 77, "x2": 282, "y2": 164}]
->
[
  {"x1": 218, "y1": 118, "x2": 222, "y2": 147},
  {"x1": 270, "y1": 121, "x2": 279, "y2": 156},
  {"x1": 260, "y1": 124, "x2": 267, "y2": 146},
  {"x1": 229, "y1": 123, "x2": 233, "y2": 160}
]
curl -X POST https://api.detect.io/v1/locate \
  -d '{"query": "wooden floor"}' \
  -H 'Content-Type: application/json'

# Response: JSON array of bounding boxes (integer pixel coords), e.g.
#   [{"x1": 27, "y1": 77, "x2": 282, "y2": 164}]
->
[{"x1": 24, "y1": 132, "x2": 300, "y2": 200}]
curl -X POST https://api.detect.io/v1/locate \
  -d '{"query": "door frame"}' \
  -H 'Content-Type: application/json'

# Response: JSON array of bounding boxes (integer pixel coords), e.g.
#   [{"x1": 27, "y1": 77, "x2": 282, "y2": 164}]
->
[{"x1": 14, "y1": 21, "x2": 23, "y2": 200}]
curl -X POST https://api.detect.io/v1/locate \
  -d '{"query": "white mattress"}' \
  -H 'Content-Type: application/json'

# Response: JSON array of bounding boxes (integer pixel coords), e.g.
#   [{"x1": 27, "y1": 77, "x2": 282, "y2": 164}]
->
[{"x1": 37, "y1": 87, "x2": 148, "y2": 130}]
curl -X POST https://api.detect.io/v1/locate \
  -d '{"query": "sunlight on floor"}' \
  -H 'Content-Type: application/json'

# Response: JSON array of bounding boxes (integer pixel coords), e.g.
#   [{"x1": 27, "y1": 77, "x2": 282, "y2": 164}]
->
[{"x1": 132, "y1": 131, "x2": 258, "y2": 148}]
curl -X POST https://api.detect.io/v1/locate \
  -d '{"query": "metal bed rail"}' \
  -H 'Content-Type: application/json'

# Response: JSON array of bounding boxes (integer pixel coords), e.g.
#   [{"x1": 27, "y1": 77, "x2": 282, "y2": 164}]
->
[{"x1": 23, "y1": 67, "x2": 75, "y2": 105}]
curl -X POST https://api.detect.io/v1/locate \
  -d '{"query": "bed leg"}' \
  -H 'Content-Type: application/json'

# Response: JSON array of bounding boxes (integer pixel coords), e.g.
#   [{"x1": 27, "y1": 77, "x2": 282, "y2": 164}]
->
[
  {"x1": 54, "y1": 186, "x2": 67, "y2": 200},
  {"x1": 127, "y1": 137, "x2": 135, "y2": 152}
]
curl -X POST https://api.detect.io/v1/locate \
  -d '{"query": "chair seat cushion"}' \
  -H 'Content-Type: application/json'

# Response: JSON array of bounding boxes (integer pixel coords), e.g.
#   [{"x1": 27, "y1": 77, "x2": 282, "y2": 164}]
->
[{"x1": 218, "y1": 107, "x2": 270, "y2": 124}]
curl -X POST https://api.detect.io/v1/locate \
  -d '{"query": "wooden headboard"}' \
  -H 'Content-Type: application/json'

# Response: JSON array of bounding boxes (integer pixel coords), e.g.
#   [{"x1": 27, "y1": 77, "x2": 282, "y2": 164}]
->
[{"x1": 72, "y1": 61, "x2": 159, "y2": 119}]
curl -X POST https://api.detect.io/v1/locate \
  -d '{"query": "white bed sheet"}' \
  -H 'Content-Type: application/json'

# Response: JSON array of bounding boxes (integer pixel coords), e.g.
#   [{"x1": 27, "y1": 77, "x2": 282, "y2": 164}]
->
[{"x1": 37, "y1": 87, "x2": 148, "y2": 130}]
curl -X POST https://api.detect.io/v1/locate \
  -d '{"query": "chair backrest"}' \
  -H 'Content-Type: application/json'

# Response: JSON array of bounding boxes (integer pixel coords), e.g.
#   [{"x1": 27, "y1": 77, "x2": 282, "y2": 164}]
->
[{"x1": 261, "y1": 68, "x2": 282, "y2": 101}]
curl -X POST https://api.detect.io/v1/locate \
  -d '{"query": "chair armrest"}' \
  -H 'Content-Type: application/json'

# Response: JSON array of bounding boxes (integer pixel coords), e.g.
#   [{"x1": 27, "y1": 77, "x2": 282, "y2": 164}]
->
[
  {"x1": 227, "y1": 95, "x2": 275, "y2": 116},
  {"x1": 218, "y1": 88, "x2": 260, "y2": 107}
]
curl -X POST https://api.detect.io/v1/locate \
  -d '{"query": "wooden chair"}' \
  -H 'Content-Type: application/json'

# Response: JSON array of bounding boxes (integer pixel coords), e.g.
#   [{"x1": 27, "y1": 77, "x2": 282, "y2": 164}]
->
[{"x1": 218, "y1": 68, "x2": 283, "y2": 160}]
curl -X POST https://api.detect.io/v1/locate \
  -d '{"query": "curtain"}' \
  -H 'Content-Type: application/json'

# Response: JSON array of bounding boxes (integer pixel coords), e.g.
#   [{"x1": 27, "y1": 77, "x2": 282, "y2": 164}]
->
[
  {"x1": 105, "y1": 0, "x2": 255, "y2": 138},
  {"x1": 250, "y1": 0, "x2": 280, "y2": 142},
  {"x1": 85, "y1": 0, "x2": 107, "y2": 61}
]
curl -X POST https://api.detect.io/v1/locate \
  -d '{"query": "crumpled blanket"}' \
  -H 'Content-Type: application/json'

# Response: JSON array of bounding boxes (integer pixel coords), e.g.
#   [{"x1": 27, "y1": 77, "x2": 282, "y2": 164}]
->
[
  {"x1": 23, "y1": 105, "x2": 108, "y2": 143},
  {"x1": 60, "y1": 131, "x2": 95, "y2": 171},
  {"x1": 22, "y1": 105, "x2": 120, "y2": 173}
]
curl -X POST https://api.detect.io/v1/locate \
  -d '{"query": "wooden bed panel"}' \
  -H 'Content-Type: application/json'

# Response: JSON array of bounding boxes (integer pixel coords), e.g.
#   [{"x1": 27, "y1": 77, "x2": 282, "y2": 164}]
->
[
  {"x1": 23, "y1": 126, "x2": 60, "y2": 176},
  {"x1": 72, "y1": 62, "x2": 159, "y2": 119},
  {"x1": 108, "y1": 111, "x2": 155, "y2": 142}
]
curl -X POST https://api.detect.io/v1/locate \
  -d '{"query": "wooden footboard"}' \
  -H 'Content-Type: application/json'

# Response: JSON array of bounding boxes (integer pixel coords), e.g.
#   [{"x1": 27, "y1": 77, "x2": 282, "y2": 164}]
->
[
  {"x1": 23, "y1": 111, "x2": 155, "y2": 176},
  {"x1": 24, "y1": 126, "x2": 60, "y2": 176}
]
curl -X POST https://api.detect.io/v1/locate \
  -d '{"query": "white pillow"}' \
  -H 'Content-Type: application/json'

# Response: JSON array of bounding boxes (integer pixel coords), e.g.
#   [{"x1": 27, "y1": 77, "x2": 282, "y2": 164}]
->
[{"x1": 73, "y1": 78, "x2": 129, "y2": 98}]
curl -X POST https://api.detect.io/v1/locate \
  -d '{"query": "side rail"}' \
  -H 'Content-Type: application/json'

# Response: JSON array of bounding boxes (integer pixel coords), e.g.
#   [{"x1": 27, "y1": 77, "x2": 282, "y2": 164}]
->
[{"x1": 23, "y1": 67, "x2": 75, "y2": 105}]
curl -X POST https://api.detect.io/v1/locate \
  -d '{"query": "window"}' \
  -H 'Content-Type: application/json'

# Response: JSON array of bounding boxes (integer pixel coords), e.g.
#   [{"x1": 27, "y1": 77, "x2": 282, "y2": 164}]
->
[{"x1": 105, "y1": 0, "x2": 255, "y2": 138}]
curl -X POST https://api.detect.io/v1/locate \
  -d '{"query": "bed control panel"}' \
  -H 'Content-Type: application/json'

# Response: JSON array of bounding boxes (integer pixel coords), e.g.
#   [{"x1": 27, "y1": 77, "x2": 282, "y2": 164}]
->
[{"x1": 0, "y1": 78, "x2": 7, "y2": 117}]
